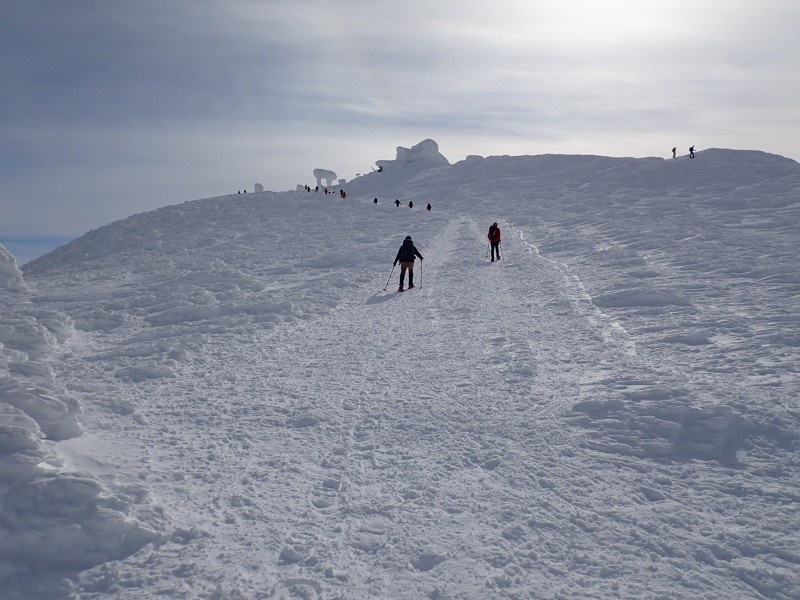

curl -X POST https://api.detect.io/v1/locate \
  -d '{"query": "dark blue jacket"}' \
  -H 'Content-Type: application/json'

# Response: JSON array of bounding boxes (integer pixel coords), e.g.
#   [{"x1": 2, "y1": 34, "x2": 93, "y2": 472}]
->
[{"x1": 394, "y1": 240, "x2": 423, "y2": 265}]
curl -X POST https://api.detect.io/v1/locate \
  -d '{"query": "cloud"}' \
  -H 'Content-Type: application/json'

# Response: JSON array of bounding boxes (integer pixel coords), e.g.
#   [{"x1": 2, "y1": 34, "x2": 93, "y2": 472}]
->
[{"x1": 1, "y1": 0, "x2": 798, "y2": 254}]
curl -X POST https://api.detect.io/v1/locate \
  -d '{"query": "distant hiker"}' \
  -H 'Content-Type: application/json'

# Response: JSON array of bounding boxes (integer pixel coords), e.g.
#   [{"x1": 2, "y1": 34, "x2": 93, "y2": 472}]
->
[
  {"x1": 672, "y1": 147, "x2": 677, "y2": 159},
  {"x1": 315, "y1": 185, "x2": 319, "y2": 192},
  {"x1": 393, "y1": 235, "x2": 424, "y2": 291},
  {"x1": 488, "y1": 222, "x2": 502, "y2": 262},
  {"x1": 339, "y1": 189, "x2": 346, "y2": 199},
  {"x1": 378, "y1": 165, "x2": 383, "y2": 172},
  {"x1": 689, "y1": 146, "x2": 695, "y2": 159},
  {"x1": 408, "y1": 201, "x2": 414, "y2": 209},
  {"x1": 374, "y1": 197, "x2": 378, "y2": 204},
  {"x1": 426, "y1": 203, "x2": 432, "y2": 211},
  {"x1": 395, "y1": 199, "x2": 401, "y2": 207}
]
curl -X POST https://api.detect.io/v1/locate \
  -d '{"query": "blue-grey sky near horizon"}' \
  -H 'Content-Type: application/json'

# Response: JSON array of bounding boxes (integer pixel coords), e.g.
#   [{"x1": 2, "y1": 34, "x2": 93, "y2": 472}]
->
[{"x1": 2, "y1": 0, "x2": 799, "y2": 263}]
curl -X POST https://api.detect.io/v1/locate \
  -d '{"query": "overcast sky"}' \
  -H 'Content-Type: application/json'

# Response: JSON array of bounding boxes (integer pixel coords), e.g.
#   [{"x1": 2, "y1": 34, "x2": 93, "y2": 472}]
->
[{"x1": 2, "y1": 0, "x2": 799, "y2": 261}]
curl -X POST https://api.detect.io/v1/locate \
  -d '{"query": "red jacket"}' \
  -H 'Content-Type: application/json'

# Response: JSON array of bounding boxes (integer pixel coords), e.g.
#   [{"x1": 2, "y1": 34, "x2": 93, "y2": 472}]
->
[{"x1": 488, "y1": 225, "x2": 501, "y2": 243}]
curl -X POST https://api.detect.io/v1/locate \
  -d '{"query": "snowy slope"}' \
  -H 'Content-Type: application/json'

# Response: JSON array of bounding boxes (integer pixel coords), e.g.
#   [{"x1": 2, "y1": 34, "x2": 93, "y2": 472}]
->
[{"x1": 2, "y1": 146, "x2": 800, "y2": 599}]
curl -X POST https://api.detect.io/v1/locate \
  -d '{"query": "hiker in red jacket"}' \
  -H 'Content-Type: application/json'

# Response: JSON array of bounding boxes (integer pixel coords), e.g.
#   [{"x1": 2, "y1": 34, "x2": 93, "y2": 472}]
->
[{"x1": 488, "y1": 222, "x2": 501, "y2": 262}]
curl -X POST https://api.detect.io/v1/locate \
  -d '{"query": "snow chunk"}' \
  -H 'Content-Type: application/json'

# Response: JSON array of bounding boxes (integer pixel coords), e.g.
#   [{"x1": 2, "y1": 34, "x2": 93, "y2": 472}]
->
[
  {"x1": 0, "y1": 317, "x2": 59, "y2": 359},
  {"x1": 0, "y1": 404, "x2": 44, "y2": 455},
  {"x1": 0, "y1": 376, "x2": 82, "y2": 440},
  {"x1": 411, "y1": 551, "x2": 447, "y2": 571},
  {"x1": 0, "y1": 473, "x2": 160, "y2": 572},
  {"x1": 0, "y1": 245, "x2": 26, "y2": 290}
]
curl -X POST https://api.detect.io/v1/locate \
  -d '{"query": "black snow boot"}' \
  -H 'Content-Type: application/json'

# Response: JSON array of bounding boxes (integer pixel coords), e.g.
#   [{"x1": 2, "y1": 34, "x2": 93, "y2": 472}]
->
[{"x1": 408, "y1": 272, "x2": 414, "y2": 289}]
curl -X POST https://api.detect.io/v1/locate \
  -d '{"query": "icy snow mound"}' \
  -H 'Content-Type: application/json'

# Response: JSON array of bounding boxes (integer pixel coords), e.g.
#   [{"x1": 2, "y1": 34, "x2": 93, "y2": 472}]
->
[
  {"x1": 0, "y1": 245, "x2": 26, "y2": 290},
  {"x1": 377, "y1": 138, "x2": 450, "y2": 169},
  {"x1": 343, "y1": 138, "x2": 452, "y2": 197}
]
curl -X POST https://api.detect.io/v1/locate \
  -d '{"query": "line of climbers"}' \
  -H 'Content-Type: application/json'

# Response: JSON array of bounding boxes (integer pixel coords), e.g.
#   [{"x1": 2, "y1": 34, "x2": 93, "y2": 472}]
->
[
  {"x1": 380, "y1": 198, "x2": 431, "y2": 210},
  {"x1": 296, "y1": 187, "x2": 437, "y2": 211},
  {"x1": 298, "y1": 185, "x2": 346, "y2": 194},
  {"x1": 299, "y1": 188, "x2": 434, "y2": 211}
]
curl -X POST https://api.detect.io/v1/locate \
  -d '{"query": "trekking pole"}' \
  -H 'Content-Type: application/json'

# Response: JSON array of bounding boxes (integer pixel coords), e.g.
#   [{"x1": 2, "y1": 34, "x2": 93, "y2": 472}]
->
[
  {"x1": 486, "y1": 242, "x2": 490, "y2": 259},
  {"x1": 383, "y1": 264, "x2": 395, "y2": 291},
  {"x1": 419, "y1": 259, "x2": 423, "y2": 289}
]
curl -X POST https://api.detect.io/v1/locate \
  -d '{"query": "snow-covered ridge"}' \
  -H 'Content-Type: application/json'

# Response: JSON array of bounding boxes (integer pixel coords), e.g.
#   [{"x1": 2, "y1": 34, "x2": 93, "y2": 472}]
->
[{"x1": 5, "y1": 146, "x2": 800, "y2": 598}]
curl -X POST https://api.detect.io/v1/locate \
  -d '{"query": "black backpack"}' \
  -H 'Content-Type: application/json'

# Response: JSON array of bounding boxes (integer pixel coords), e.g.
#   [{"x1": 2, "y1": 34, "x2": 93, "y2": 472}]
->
[{"x1": 398, "y1": 240, "x2": 415, "y2": 261}]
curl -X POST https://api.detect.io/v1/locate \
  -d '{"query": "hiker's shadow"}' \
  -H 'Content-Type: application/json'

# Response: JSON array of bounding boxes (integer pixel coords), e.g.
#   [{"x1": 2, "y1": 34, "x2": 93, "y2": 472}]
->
[{"x1": 365, "y1": 292, "x2": 403, "y2": 305}]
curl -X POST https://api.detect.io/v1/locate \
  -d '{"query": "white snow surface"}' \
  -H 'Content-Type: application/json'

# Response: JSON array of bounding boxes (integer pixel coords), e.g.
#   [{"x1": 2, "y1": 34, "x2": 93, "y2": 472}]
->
[{"x1": 2, "y1": 146, "x2": 800, "y2": 599}]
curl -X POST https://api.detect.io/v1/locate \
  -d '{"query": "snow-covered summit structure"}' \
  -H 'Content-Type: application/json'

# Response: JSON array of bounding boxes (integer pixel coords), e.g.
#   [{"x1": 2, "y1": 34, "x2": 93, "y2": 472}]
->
[
  {"x1": 335, "y1": 138, "x2": 452, "y2": 198},
  {"x1": 312, "y1": 167, "x2": 337, "y2": 189},
  {"x1": 375, "y1": 138, "x2": 449, "y2": 172}
]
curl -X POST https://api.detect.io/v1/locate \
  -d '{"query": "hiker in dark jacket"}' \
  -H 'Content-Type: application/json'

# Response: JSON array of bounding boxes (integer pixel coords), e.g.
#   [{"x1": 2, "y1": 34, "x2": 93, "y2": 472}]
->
[
  {"x1": 393, "y1": 235, "x2": 424, "y2": 291},
  {"x1": 488, "y1": 222, "x2": 501, "y2": 262}
]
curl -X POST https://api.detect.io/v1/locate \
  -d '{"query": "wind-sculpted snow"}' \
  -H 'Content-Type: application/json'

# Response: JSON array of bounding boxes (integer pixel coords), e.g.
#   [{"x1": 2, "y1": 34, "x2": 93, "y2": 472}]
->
[
  {"x1": 0, "y1": 244, "x2": 26, "y2": 290},
  {"x1": 5, "y1": 146, "x2": 800, "y2": 598},
  {"x1": 0, "y1": 289, "x2": 162, "y2": 597}
]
